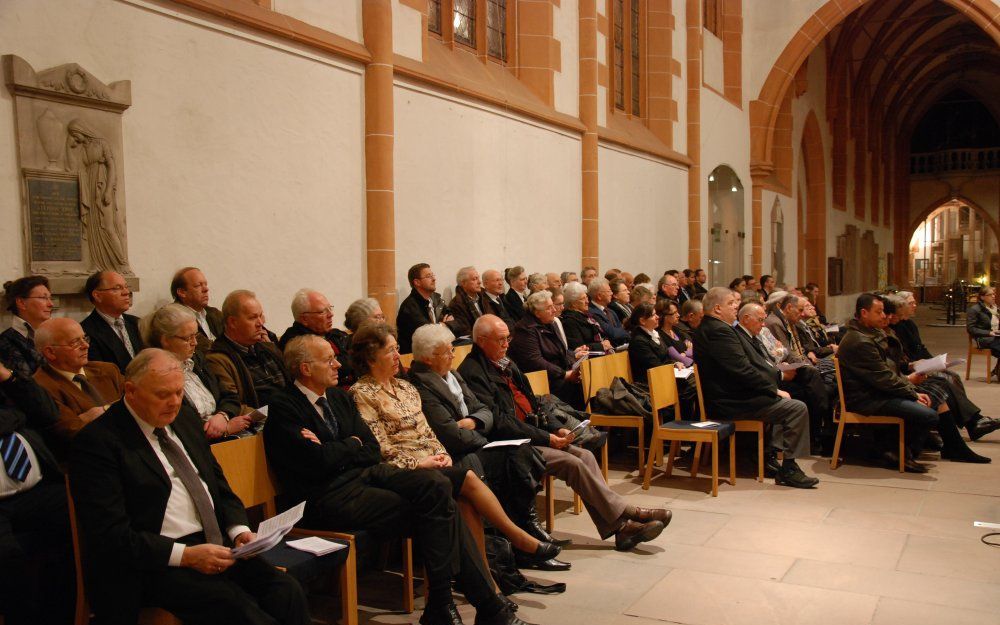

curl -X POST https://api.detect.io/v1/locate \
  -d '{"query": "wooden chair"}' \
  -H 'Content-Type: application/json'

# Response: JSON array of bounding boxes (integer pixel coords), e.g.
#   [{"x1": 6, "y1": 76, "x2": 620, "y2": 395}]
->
[
  {"x1": 692, "y1": 365, "x2": 765, "y2": 482},
  {"x1": 581, "y1": 352, "x2": 645, "y2": 476},
  {"x1": 966, "y1": 336, "x2": 992, "y2": 384},
  {"x1": 830, "y1": 357, "x2": 905, "y2": 472},
  {"x1": 399, "y1": 353, "x2": 415, "y2": 369},
  {"x1": 524, "y1": 370, "x2": 583, "y2": 531},
  {"x1": 642, "y1": 365, "x2": 735, "y2": 496},
  {"x1": 451, "y1": 344, "x2": 473, "y2": 370}
]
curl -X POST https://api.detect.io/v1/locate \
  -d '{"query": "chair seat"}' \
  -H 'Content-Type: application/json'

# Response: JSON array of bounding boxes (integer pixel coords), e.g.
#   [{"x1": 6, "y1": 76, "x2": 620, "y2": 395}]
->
[
  {"x1": 259, "y1": 538, "x2": 351, "y2": 582},
  {"x1": 659, "y1": 420, "x2": 735, "y2": 439}
]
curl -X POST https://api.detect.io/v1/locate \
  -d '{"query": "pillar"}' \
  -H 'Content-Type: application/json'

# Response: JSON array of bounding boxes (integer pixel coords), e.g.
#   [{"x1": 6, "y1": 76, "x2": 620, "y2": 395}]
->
[
  {"x1": 580, "y1": 0, "x2": 600, "y2": 270},
  {"x1": 686, "y1": 0, "x2": 702, "y2": 269}
]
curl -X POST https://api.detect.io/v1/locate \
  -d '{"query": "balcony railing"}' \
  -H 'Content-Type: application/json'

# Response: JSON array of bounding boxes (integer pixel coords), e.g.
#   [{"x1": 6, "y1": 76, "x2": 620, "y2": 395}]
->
[{"x1": 910, "y1": 147, "x2": 999, "y2": 175}]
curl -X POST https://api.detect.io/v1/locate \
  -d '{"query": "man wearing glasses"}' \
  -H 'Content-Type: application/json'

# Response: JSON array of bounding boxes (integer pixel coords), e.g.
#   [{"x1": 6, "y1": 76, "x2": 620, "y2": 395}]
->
[
  {"x1": 170, "y1": 266, "x2": 224, "y2": 354},
  {"x1": 279, "y1": 289, "x2": 354, "y2": 387},
  {"x1": 80, "y1": 270, "x2": 144, "y2": 373},
  {"x1": 33, "y1": 318, "x2": 124, "y2": 446},
  {"x1": 397, "y1": 263, "x2": 453, "y2": 354}
]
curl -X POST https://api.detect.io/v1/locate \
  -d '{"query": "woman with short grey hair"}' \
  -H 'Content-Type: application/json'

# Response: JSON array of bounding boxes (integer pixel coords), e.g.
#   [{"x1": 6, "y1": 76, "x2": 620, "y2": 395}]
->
[
  {"x1": 527, "y1": 273, "x2": 548, "y2": 294},
  {"x1": 411, "y1": 323, "x2": 456, "y2": 361},
  {"x1": 560, "y1": 281, "x2": 610, "y2": 353},
  {"x1": 344, "y1": 297, "x2": 385, "y2": 333}
]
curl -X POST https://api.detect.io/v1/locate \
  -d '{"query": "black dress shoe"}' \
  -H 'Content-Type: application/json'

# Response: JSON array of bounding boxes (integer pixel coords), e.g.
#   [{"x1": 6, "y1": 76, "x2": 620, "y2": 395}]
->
[
  {"x1": 614, "y1": 520, "x2": 664, "y2": 551},
  {"x1": 968, "y1": 417, "x2": 1000, "y2": 442},
  {"x1": 475, "y1": 606, "x2": 537, "y2": 625},
  {"x1": 499, "y1": 595, "x2": 518, "y2": 613},
  {"x1": 523, "y1": 515, "x2": 571, "y2": 547},
  {"x1": 774, "y1": 463, "x2": 819, "y2": 489},
  {"x1": 925, "y1": 431, "x2": 944, "y2": 451},
  {"x1": 942, "y1": 448, "x2": 992, "y2": 463},
  {"x1": 764, "y1": 452, "x2": 781, "y2": 478},
  {"x1": 883, "y1": 451, "x2": 929, "y2": 473},
  {"x1": 516, "y1": 557, "x2": 571, "y2": 572},
  {"x1": 420, "y1": 603, "x2": 465, "y2": 625},
  {"x1": 514, "y1": 541, "x2": 567, "y2": 570}
]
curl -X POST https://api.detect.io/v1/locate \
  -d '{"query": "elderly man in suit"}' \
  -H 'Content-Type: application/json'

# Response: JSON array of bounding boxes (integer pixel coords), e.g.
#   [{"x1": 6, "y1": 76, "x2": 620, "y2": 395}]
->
[
  {"x1": 480, "y1": 269, "x2": 515, "y2": 328},
  {"x1": 397, "y1": 263, "x2": 454, "y2": 354},
  {"x1": 80, "y1": 270, "x2": 144, "y2": 373},
  {"x1": 0, "y1": 361, "x2": 74, "y2": 625},
  {"x1": 693, "y1": 288, "x2": 817, "y2": 488},
  {"x1": 33, "y1": 317, "x2": 124, "y2": 444},
  {"x1": 264, "y1": 335, "x2": 530, "y2": 625},
  {"x1": 448, "y1": 266, "x2": 485, "y2": 339},
  {"x1": 587, "y1": 278, "x2": 629, "y2": 347},
  {"x1": 170, "y1": 267, "x2": 224, "y2": 353},
  {"x1": 69, "y1": 349, "x2": 310, "y2": 625}
]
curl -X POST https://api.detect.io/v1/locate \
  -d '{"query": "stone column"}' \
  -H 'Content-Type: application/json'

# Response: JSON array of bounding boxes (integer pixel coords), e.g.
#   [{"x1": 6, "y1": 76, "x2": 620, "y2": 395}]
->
[
  {"x1": 580, "y1": 0, "x2": 600, "y2": 270},
  {"x1": 362, "y1": 0, "x2": 397, "y2": 320},
  {"x1": 686, "y1": 0, "x2": 702, "y2": 269},
  {"x1": 750, "y1": 164, "x2": 772, "y2": 277}
]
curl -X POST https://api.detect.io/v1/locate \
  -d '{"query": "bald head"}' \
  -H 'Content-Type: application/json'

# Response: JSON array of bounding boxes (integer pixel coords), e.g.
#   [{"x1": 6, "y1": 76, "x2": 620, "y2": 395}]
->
[
  {"x1": 482, "y1": 269, "x2": 504, "y2": 296},
  {"x1": 36, "y1": 317, "x2": 90, "y2": 372},
  {"x1": 124, "y1": 349, "x2": 185, "y2": 428}
]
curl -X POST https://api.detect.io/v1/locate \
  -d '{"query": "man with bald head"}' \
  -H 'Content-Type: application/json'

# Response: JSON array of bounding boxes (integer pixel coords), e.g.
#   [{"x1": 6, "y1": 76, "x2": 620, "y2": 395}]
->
[
  {"x1": 171, "y1": 267, "x2": 223, "y2": 353},
  {"x1": 70, "y1": 349, "x2": 309, "y2": 625},
  {"x1": 34, "y1": 317, "x2": 123, "y2": 444},
  {"x1": 80, "y1": 270, "x2": 144, "y2": 373},
  {"x1": 480, "y1": 269, "x2": 515, "y2": 328},
  {"x1": 279, "y1": 289, "x2": 353, "y2": 386}
]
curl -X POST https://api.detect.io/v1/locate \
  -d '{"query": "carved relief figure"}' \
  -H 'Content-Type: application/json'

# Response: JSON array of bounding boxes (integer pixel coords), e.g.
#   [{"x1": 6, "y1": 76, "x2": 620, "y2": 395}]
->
[{"x1": 65, "y1": 119, "x2": 128, "y2": 271}]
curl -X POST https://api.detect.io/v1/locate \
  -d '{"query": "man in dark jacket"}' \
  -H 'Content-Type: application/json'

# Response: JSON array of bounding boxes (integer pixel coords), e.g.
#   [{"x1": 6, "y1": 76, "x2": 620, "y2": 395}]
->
[
  {"x1": 837, "y1": 293, "x2": 939, "y2": 471},
  {"x1": 692, "y1": 288, "x2": 817, "y2": 488},
  {"x1": 80, "y1": 270, "x2": 144, "y2": 373},
  {"x1": 460, "y1": 315, "x2": 670, "y2": 553},
  {"x1": 448, "y1": 267, "x2": 486, "y2": 339},
  {"x1": 264, "y1": 335, "x2": 529, "y2": 625},
  {"x1": 508, "y1": 292, "x2": 586, "y2": 409},
  {"x1": 170, "y1": 267, "x2": 224, "y2": 354},
  {"x1": 396, "y1": 263, "x2": 453, "y2": 354},
  {"x1": 279, "y1": 289, "x2": 353, "y2": 387}
]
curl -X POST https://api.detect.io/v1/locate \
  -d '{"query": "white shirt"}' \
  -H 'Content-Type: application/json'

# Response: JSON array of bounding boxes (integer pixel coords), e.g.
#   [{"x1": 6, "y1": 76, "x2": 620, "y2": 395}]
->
[
  {"x1": 294, "y1": 381, "x2": 326, "y2": 421},
  {"x1": 127, "y1": 401, "x2": 249, "y2": 566},
  {"x1": 185, "y1": 306, "x2": 216, "y2": 341},
  {"x1": 9, "y1": 316, "x2": 32, "y2": 339},
  {"x1": 644, "y1": 326, "x2": 661, "y2": 345},
  {"x1": 0, "y1": 432, "x2": 43, "y2": 499},
  {"x1": 182, "y1": 359, "x2": 217, "y2": 419}
]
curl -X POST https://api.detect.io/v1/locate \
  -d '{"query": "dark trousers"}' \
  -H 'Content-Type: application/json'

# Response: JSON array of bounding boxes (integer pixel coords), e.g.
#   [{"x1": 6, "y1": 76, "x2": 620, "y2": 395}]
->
[
  {"x1": 877, "y1": 398, "x2": 939, "y2": 455},
  {"x1": 0, "y1": 480, "x2": 73, "y2": 625},
  {"x1": 463, "y1": 445, "x2": 544, "y2": 528},
  {"x1": 308, "y1": 464, "x2": 502, "y2": 614},
  {"x1": 780, "y1": 365, "x2": 831, "y2": 440},
  {"x1": 977, "y1": 336, "x2": 1000, "y2": 359},
  {"x1": 144, "y1": 556, "x2": 309, "y2": 625}
]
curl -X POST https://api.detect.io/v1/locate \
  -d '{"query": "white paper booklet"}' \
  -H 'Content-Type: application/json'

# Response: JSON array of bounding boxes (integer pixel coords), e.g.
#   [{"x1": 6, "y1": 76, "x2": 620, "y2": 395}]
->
[
  {"x1": 912, "y1": 353, "x2": 965, "y2": 375},
  {"x1": 482, "y1": 438, "x2": 531, "y2": 449},
  {"x1": 285, "y1": 536, "x2": 348, "y2": 556},
  {"x1": 231, "y1": 501, "x2": 306, "y2": 559},
  {"x1": 674, "y1": 367, "x2": 694, "y2": 380}
]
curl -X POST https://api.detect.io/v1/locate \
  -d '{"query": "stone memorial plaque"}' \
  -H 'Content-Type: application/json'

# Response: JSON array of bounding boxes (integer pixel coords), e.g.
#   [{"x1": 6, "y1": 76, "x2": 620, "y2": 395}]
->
[{"x1": 24, "y1": 171, "x2": 82, "y2": 262}]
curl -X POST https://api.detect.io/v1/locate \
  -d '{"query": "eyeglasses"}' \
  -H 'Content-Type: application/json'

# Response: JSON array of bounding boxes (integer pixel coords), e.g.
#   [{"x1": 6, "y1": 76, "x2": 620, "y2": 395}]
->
[
  {"x1": 307, "y1": 357, "x2": 339, "y2": 367},
  {"x1": 21, "y1": 295, "x2": 53, "y2": 302},
  {"x1": 96, "y1": 285, "x2": 129, "y2": 294},
  {"x1": 173, "y1": 332, "x2": 200, "y2": 343},
  {"x1": 382, "y1": 345, "x2": 400, "y2": 355},
  {"x1": 372, "y1": 313, "x2": 386, "y2": 321},
  {"x1": 53, "y1": 335, "x2": 90, "y2": 349},
  {"x1": 419, "y1": 273, "x2": 436, "y2": 281},
  {"x1": 493, "y1": 335, "x2": 512, "y2": 345},
  {"x1": 302, "y1": 306, "x2": 335, "y2": 316}
]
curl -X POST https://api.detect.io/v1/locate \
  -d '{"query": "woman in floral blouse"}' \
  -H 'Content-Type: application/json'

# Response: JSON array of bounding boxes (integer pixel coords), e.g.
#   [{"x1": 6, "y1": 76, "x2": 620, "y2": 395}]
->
[{"x1": 349, "y1": 321, "x2": 560, "y2": 564}]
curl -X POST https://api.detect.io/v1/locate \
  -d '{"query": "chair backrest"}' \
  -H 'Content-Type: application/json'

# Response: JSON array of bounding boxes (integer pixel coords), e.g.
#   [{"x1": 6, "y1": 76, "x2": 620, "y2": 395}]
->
[
  {"x1": 580, "y1": 354, "x2": 614, "y2": 404},
  {"x1": 692, "y1": 364, "x2": 708, "y2": 422},
  {"x1": 399, "y1": 353, "x2": 414, "y2": 369},
  {"x1": 832, "y1": 356, "x2": 849, "y2": 416},
  {"x1": 608, "y1": 350, "x2": 633, "y2": 382},
  {"x1": 211, "y1": 434, "x2": 278, "y2": 514},
  {"x1": 451, "y1": 344, "x2": 472, "y2": 370},
  {"x1": 647, "y1": 364, "x2": 682, "y2": 427},
  {"x1": 524, "y1": 369, "x2": 550, "y2": 396}
]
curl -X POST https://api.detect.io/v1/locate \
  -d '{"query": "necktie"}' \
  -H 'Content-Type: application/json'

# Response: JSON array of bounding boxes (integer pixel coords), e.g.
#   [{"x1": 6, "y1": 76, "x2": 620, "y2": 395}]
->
[
  {"x1": 152, "y1": 428, "x2": 224, "y2": 545},
  {"x1": 0, "y1": 433, "x2": 31, "y2": 482},
  {"x1": 315, "y1": 396, "x2": 340, "y2": 438},
  {"x1": 114, "y1": 318, "x2": 135, "y2": 357},
  {"x1": 787, "y1": 323, "x2": 804, "y2": 357},
  {"x1": 754, "y1": 336, "x2": 777, "y2": 367},
  {"x1": 73, "y1": 374, "x2": 105, "y2": 406},
  {"x1": 429, "y1": 300, "x2": 437, "y2": 324}
]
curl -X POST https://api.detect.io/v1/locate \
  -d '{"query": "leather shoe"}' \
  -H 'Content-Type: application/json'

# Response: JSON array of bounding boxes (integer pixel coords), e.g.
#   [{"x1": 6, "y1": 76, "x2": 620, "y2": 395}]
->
[
  {"x1": 925, "y1": 431, "x2": 944, "y2": 451},
  {"x1": 883, "y1": 451, "x2": 929, "y2": 473},
  {"x1": 514, "y1": 541, "x2": 567, "y2": 570},
  {"x1": 614, "y1": 520, "x2": 664, "y2": 551},
  {"x1": 968, "y1": 417, "x2": 1000, "y2": 442},
  {"x1": 516, "y1": 557, "x2": 571, "y2": 572},
  {"x1": 523, "y1": 509, "x2": 571, "y2": 547},
  {"x1": 475, "y1": 606, "x2": 536, "y2": 625},
  {"x1": 774, "y1": 462, "x2": 818, "y2": 489},
  {"x1": 624, "y1": 506, "x2": 672, "y2": 526},
  {"x1": 420, "y1": 602, "x2": 464, "y2": 625},
  {"x1": 763, "y1": 452, "x2": 781, "y2": 478}
]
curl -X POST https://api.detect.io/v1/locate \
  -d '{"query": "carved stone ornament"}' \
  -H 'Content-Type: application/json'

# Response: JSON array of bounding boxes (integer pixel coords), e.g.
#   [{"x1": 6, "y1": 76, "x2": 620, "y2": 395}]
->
[{"x1": 3, "y1": 55, "x2": 138, "y2": 294}]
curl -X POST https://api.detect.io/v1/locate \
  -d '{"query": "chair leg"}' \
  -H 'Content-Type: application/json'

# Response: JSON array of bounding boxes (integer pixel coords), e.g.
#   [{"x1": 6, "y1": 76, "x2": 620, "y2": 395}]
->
[
  {"x1": 544, "y1": 475, "x2": 555, "y2": 532},
  {"x1": 756, "y1": 428, "x2": 764, "y2": 483},
  {"x1": 729, "y1": 434, "x2": 736, "y2": 486},
  {"x1": 340, "y1": 538, "x2": 359, "y2": 625},
  {"x1": 988, "y1": 353, "x2": 993, "y2": 385},
  {"x1": 665, "y1": 441, "x2": 679, "y2": 477},
  {"x1": 711, "y1": 438, "x2": 719, "y2": 497},
  {"x1": 966, "y1": 348, "x2": 973, "y2": 380},
  {"x1": 830, "y1": 418, "x2": 847, "y2": 469},
  {"x1": 642, "y1": 437, "x2": 658, "y2": 490},
  {"x1": 636, "y1": 423, "x2": 645, "y2": 475},
  {"x1": 402, "y1": 538, "x2": 415, "y2": 613},
  {"x1": 573, "y1": 493, "x2": 582, "y2": 515},
  {"x1": 898, "y1": 423, "x2": 906, "y2": 473},
  {"x1": 690, "y1": 442, "x2": 703, "y2": 478}
]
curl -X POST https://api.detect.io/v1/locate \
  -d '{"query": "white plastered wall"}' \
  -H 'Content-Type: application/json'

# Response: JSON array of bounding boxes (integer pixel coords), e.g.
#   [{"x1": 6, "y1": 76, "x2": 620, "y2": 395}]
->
[
  {"x1": 0, "y1": 0, "x2": 366, "y2": 332},
  {"x1": 597, "y1": 144, "x2": 688, "y2": 275},
  {"x1": 743, "y1": 0, "x2": 827, "y2": 100},
  {"x1": 393, "y1": 79, "x2": 582, "y2": 301},
  {"x1": 272, "y1": 0, "x2": 363, "y2": 44},
  {"x1": 553, "y1": 1, "x2": 580, "y2": 118},
  {"x1": 393, "y1": 0, "x2": 424, "y2": 62}
]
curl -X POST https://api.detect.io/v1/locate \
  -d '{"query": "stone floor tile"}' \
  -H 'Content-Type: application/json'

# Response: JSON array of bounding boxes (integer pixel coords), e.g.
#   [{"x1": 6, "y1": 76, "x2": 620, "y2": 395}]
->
[
  {"x1": 896, "y1": 533, "x2": 1000, "y2": 583},
  {"x1": 871, "y1": 597, "x2": 1000, "y2": 625}
]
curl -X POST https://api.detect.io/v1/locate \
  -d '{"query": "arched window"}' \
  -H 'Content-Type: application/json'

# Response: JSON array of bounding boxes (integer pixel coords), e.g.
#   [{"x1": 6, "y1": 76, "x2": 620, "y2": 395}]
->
[{"x1": 707, "y1": 165, "x2": 745, "y2": 287}]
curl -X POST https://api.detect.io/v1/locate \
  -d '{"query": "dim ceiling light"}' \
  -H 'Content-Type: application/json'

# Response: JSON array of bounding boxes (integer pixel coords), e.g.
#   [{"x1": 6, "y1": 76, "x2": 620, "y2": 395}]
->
[
  {"x1": 709, "y1": 174, "x2": 715, "y2": 181},
  {"x1": 731, "y1": 186, "x2": 738, "y2": 192}
]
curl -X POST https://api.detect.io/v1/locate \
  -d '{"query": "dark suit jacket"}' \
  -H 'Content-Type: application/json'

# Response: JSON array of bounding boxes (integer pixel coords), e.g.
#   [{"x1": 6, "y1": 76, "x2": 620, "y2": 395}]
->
[
  {"x1": 609, "y1": 301, "x2": 632, "y2": 325},
  {"x1": 0, "y1": 371, "x2": 61, "y2": 481},
  {"x1": 508, "y1": 314, "x2": 573, "y2": 394},
  {"x1": 890, "y1": 319, "x2": 932, "y2": 362},
  {"x1": 407, "y1": 361, "x2": 491, "y2": 459},
  {"x1": 185, "y1": 351, "x2": 241, "y2": 418},
  {"x1": 34, "y1": 361, "x2": 124, "y2": 441},
  {"x1": 628, "y1": 327, "x2": 672, "y2": 385},
  {"x1": 588, "y1": 304, "x2": 629, "y2": 346},
  {"x1": 263, "y1": 385, "x2": 382, "y2": 508},
  {"x1": 560, "y1": 309, "x2": 605, "y2": 352},
  {"x1": 190, "y1": 305, "x2": 224, "y2": 354},
  {"x1": 457, "y1": 345, "x2": 553, "y2": 445},
  {"x1": 967, "y1": 303, "x2": 998, "y2": 348},
  {"x1": 692, "y1": 316, "x2": 781, "y2": 417},
  {"x1": 692, "y1": 282, "x2": 708, "y2": 295},
  {"x1": 447, "y1": 288, "x2": 484, "y2": 339},
  {"x1": 837, "y1": 319, "x2": 918, "y2": 415},
  {"x1": 69, "y1": 401, "x2": 249, "y2": 622},
  {"x1": 396, "y1": 289, "x2": 448, "y2": 354},
  {"x1": 80, "y1": 310, "x2": 144, "y2": 373},
  {"x1": 503, "y1": 289, "x2": 526, "y2": 323},
  {"x1": 481, "y1": 293, "x2": 515, "y2": 329}
]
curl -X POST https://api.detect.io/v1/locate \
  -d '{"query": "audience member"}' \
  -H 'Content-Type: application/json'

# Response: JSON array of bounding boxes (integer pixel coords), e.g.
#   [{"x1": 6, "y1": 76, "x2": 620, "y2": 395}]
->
[
  {"x1": 693, "y1": 289, "x2": 817, "y2": 488},
  {"x1": 631, "y1": 284, "x2": 654, "y2": 309},
  {"x1": 280, "y1": 289, "x2": 354, "y2": 386},
  {"x1": 626, "y1": 303, "x2": 672, "y2": 386},
  {"x1": 587, "y1": 278, "x2": 629, "y2": 347},
  {"x1": 674, "y1": 271, "x2": 692, "y2": 305},
  {"x1": 621, "y1": 272, "x2": 635, "y2": 290},
  {"x1": 549, "y1": 287, "x2": 570, "y2": 350},
  {"x1": 655, "y1": 273, "x2": 680, "y2": 306},
  {"x1": 264, "y1": 334, "x2": 530, "y2": 625},
  {"x1": 206, "y1": 290, "x2": 291, "y2": 415},
  {"x1": 527, "y1": 273, "x2": 548, "y2": 294},
  {"x1": 448, "y1": 266, "x2": 485, "y2": 339},
  {"x1": 559, "y1": 271, "x2": 579, "y2": 285},
  {"x1": 147, "y1": 304, "x2": 250, "y2": 440},
  {"x1": 633, "y1": 272, "x2": 652, "y2": 287},
  {"x1": 560, "y1": 282, "x2": 610, "y2": 353},
  {"x1": 838, "y1": 293, "x2": 939, "y2": 472},
  {"x1": 34, "y1": 318, "x2": 124, "y2": 443},
  {"x1": 546, "y1": 272, "x2": 563, "y2": 290},
  {"x1": 70, "y1": 349, "x2": 310, "y2": 625},
  {"x1": 170, "y1": 267, "x2": 222, "y2": 353},
  {"x1": 677, "y1": 299, "x2": 703, "y2": 339},
  {"x1": 461, "y1": 315, "x2": 670, "y2": 552},
  {"x1": 80, "y1": 270, "x2": 144, "y2": 373},
  {"x1": 802, "y1": 282, "x2": 827, "y2": 324},
  {"x1": 728, "y1": 277, "x2": 746, "y2": 293},
  {"x1": 580, "y1": 266, "x2": 598, "y2": 286},
  {"x1": 482, "y1": 269, "x2": 515, "y2": 328},
  {"x1": 758, "y1": 274, "x2": 775, "y2": 301},
  {"x1": 608, "y1": 278, "x2": 633, "y2": 323},
  {"x1": 396, "y1": 263, "x2": 453, "y2": 354},
  {"x1": 692, "y1": 268, "x2": 708, "y2": 294},
  {"x1": 0, "y1": 275, "x2": 53, "y2": 377},
  {"x1": 604, "y1": 269, "x2": 621, "y2": 281},
  {"x1": 967, "y1": 286, "x2": 1000, "y2": 380},
  {"x1": 504, "y1": 266, "x2": 529, "y2": 323},
  {"x1": 0, "y1": 361, "x2": 73, "y2": 625},
  {"x1": 655, "y1": 299, "x2": 693, "y2": 367}
]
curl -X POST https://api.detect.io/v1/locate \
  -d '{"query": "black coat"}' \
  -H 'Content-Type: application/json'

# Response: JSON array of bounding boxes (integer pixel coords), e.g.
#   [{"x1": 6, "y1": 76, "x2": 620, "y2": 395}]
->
[
  {"x1": 481, "y1": 293, "x2": 515, "y2": 329},
  {"x1": 263, "y1": 385, "x2": 382, "y2": 509},
  {"x1": 837, "y1": 319, "x2": 919, "y2": 415},
  {"x1": 508, "y1": 314, "x2": 573, "y2": 392},
  {"x1": 407, "y1": 361, "x2": 491, "y2": 459},
  {"x1": 447, "y1": 288, "x2": 484, "y2": 339},
  {"x1": 628, "y1": 327, "x2": 672, "y2": 385},
  {"x1": 185, "y1": 351, "x2": 242, "y2": 418},
  {"x1": 80, "y1": 310, "x2": 145, "y2": 373},
  {"x1": 278, "y1": 321, "x2": 354, "y2": 387},
  {"x1": 560, "y1": 309, "x2": 605, "y2": 352},
  {"x1": 0, "y1": 371, "x2": 61, "y2": 480},
  {"x1": 69, "y1": 401, "x2": 248, "y2": 622},
  {"x1": 692, "y1": 316, "x2": 781, "y2": 417},
  {"x1": 396, "y1": 289, "x2": 448, "y2": 354},
  {"x1": 609, "y1": 301, "x2": 632, "y2": 325},
  {"x1": 966, "y1": 303, "x2": 998, "y2": 348},
  {"x1": 0, "y1": 326, "x2": 44, "y2": 378},
  {"x1": 503, "y1": 289, "x2": 526, "y2": 323},
  {"x1": 890, "y1": 319, "x2": 932, "y2": 361},
  {"x1": 588, "y1": 304, "x2": 629, "y2": 346}
]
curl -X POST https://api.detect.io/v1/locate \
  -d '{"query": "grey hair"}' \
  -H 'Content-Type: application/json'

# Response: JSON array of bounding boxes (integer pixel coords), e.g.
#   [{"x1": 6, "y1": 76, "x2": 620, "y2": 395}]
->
[
  {"x1": 778, "y1": 294, "x2": 800, "y2": 311},
  {"x1": 145, "y1": 303, "x2": 197, "y2": 348},
  {"x1": 587, "y1": 277, "x2": 609, "y2": 299},
  {"x1": 221, "y1": 289, "x2": 257, "y2": 324},
  {"x1": 412, "y1": 323, "x2": 456, "y2": 360},
  {"x1": 884, "y1": 292, "x2": 908, "y2": 310},
  {"x1": 702, "y1": 287, "x2": 735, "y2": 315},
  {"x1": 456, "y1": 266, "x2": 478, "y2": 286},
  {"x1": 563, "y1": 281, "x2": 588, "y2": 307},
  {"x1": 897, "y1": 290, "x2": 914, "y2": 301},
  {"x1": 344, "y1": 297, "x2": 380, "y2": 333},
  {"x1": 764, "y1": 290, "x2": 788, "y2": 313},
  {"x1": 738, "y1": 303, "x2": 764, "y2": 320},
  {"x1": 125, "y1": 348, "x2": 182, "y2": 383},
  {"x1": 680, "y1": 299, "x2": 703, "y2": 316},
  {"x1": 291, "y1": 288, "x2": 319, "y2": 320},
  {"x1": 528, "y1": 273, "x2": 547, "y2": 290},
  {"x1": 525, "y1": 290, "x2": 554, "y2": 313},
  {"x1": 283, "y1": 334, "x2": 326, "y2": 379}
]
